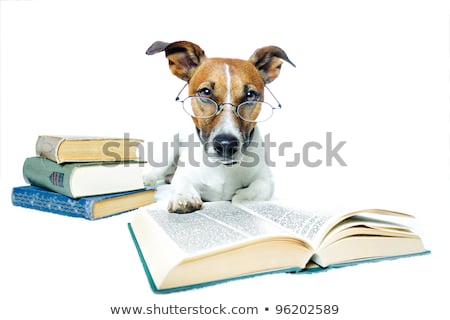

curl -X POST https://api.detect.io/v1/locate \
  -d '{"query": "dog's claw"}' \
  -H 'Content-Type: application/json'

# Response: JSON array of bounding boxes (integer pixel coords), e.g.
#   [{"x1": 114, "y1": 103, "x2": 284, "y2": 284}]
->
[{"x1": 168, "y1": 194, "x2": 203, "y2": 214}]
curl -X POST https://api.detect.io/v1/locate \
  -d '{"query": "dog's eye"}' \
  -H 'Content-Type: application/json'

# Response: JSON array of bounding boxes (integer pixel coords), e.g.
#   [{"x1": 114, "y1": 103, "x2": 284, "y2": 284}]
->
[
  {"x1": 245, "y1": 90, "x2": 260, "y2": 102},
  {"x1": 197, "y1": 88, "x2": 212, "y2": 97}
]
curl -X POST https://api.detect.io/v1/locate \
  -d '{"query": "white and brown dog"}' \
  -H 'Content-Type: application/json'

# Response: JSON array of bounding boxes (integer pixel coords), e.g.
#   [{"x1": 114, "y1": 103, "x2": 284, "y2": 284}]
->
[{"x1": 144, "y1": 40, "x2": 295, "y2": 213}]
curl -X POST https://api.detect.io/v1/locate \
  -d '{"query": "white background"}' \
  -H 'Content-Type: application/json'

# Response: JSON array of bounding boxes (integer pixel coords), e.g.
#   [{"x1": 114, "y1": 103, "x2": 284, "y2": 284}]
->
[{"x1": 1, "y1": 0, "x2": 449, "y2": 319}]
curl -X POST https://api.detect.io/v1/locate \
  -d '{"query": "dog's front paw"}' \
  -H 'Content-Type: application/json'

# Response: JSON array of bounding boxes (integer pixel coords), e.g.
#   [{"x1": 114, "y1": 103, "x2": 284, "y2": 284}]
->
[
  {"x1": 144, "y1": 166, "x2": 174, "y2": 186},
  {"x1": 143, "y1": 171, "x2": 159, "y2": 186},
  {"x1": 232, "y1": 187, "x2": 257, "y2": 203},
  {"x1": 168, "y1": 193, "x2": 203, "y2": 214},
  {"x1": 232, "y1": 179, "x2": 274, "y2": 203}
]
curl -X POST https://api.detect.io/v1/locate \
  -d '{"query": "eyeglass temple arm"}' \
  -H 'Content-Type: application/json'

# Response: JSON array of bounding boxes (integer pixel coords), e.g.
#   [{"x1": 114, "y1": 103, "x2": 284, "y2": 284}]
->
[
  {"x1": 264, "y1": 85, "x2": 282, "y2": 109},
  {"x1": 175, "y1": 83, "x2": 189, "y2": 101}
]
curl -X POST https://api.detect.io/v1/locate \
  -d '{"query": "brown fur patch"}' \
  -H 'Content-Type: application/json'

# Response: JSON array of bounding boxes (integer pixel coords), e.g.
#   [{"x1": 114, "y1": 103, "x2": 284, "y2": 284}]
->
[{"x1": 188, "y1": 58, "x2": 263, "y2": 142}]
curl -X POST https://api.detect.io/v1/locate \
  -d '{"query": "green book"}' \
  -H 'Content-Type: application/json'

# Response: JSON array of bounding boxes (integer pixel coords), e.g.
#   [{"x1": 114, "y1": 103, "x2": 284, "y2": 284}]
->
[
  {"x1": 23, "y1": 156, "x2": 145, "y2": 198},
  {"x1": 128, "y1": 201, "x2": 428, "y2": 293}
]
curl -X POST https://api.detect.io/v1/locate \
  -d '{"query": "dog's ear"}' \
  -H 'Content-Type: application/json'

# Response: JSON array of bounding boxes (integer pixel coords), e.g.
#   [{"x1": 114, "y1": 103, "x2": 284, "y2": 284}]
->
[
  {"x1": 249, "y1": 46, "x2": 296, "y2": 84},
  {"x1": 146, "y1": 41, "x2": 206, "y2": 81}
]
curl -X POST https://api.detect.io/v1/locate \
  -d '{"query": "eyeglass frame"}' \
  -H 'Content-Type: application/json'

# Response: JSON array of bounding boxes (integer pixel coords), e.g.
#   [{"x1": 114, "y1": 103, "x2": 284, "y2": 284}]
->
[{"x1": 174, "y1": 83, "x2": 283, "y2": 123}]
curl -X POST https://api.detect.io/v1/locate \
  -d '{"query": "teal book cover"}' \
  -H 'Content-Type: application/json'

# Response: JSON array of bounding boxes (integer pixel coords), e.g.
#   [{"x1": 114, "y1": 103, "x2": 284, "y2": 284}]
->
[
  {"x1": 127, "y1": 220, "x2": 430, "y2": 294},
  {"x1": 128, "y1": 222, "x2": 302, "y2": 294},
  {"x1": 126, "y1": 202, "x2": 429, "y2": 294}
]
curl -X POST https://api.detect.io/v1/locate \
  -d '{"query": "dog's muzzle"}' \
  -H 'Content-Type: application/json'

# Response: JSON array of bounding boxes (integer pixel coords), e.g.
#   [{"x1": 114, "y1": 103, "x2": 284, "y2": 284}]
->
[
  {"x1": 212, "y1": 134, "x2": 239, "y2": 159},
  {"x1": 196, "y1": 128, "x2": 256, "y2": 166}
]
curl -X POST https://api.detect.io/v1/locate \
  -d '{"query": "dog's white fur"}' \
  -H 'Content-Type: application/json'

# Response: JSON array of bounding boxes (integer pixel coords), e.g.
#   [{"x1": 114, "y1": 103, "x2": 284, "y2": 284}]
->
[
  {"x1": 143, "y1": 41, "x2": 294, "y2": 213},
  {"x1": 143, "y1": 126, "x2": 273, "y2": 210}
]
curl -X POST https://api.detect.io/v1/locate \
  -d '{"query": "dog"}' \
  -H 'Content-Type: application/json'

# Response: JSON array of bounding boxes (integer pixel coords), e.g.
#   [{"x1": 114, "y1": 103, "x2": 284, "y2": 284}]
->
[{"x1": 144, "y1": 40, "x2": 295, "y2": 213}]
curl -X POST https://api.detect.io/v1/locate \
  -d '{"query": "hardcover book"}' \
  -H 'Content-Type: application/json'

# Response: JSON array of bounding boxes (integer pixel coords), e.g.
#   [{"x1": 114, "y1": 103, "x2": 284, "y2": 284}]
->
[
  {"x1": 35, "y1": 135, "x2": 144, "y2": 163},
  {"x1": 128, "y1": 201, "x2": 428, "y2": 293},
  {"x1": 23, "y1": 156, "x2": 146, "y2": 198},
  {"x1": 12, "y1": 185, "x2": 155, "y2": 220}
]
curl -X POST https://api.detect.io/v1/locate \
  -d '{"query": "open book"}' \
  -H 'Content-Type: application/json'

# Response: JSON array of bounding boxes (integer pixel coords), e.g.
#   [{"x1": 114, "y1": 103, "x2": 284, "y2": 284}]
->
[{"x1": 128, "y1": 201, "x2": 428, "y2": 293}]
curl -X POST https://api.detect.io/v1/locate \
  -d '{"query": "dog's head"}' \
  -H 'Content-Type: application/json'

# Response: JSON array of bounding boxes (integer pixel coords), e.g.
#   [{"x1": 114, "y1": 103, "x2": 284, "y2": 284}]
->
[{"x1": 146, "y1": 40, "x2": 295, "y2": 165}]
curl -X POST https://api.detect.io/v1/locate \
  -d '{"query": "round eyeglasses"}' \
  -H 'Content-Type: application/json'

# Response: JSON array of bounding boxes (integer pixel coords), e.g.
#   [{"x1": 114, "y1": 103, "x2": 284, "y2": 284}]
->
[
  {"x1": 174, "y1": 83, "x2": 283, "y2": 122},
  {"x1": 179, "y1": 96, "x2": 278, "y2": 122}
]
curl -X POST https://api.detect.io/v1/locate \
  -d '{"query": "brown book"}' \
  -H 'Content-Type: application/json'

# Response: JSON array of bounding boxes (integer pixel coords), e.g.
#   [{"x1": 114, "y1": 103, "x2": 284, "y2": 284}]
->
[{"x1": 36, "y1": 135, "x2": 143, "y2": 164}]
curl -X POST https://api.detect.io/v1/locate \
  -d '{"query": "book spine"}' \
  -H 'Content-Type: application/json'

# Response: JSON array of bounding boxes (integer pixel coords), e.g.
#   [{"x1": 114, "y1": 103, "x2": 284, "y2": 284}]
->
[
  {"x1": 11, "y1": 186, "x2": 94, "y2": 219},
  {"x1": 23, "y1": 157, "x2": 76, "y2": 198},
  {"x1": 35, "y1": 135, "x2": 65, "y2": 163}
]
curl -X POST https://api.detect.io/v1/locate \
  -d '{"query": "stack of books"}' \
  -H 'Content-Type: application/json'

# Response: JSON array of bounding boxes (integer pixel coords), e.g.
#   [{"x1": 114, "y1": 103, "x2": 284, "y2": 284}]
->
[{"x1": 11, "y1": 135, "x2": 155, "y2": 220}]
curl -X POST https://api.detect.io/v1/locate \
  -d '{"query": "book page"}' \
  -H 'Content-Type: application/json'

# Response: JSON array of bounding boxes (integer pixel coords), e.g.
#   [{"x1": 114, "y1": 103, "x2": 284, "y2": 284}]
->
[
  {"x1": 237, "y1": 202, "x2": 420, "y2": 249},
  {"x1": 237, "y1": 201, "x2": 339, "y2": 246},
  {"x1": 146, "y1": 202, "x2": 291, "y2": 256}
]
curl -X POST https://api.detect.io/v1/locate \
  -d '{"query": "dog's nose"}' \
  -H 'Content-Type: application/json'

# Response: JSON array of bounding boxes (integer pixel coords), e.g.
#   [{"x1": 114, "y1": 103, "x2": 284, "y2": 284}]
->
[{"x1": 213, "y1": 134, "x2": 240, "y2": 158}]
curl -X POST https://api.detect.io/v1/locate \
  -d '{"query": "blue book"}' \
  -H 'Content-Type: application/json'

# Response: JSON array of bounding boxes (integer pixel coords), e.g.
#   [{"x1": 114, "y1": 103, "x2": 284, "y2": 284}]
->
[
  {"x1": 128, "y1": 201, "x2": 429, "y2": 293},
  {"x1": 12, "y1": 185, "x2": 155, "y2": 220}
]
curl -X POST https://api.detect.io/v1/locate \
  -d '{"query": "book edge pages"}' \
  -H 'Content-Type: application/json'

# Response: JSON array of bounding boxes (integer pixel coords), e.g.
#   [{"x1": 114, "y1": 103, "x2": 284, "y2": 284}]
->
[{"x1": 36, "y1": 135, "x2": 66, "y2": 163}]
